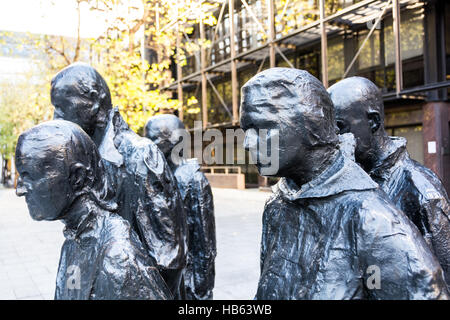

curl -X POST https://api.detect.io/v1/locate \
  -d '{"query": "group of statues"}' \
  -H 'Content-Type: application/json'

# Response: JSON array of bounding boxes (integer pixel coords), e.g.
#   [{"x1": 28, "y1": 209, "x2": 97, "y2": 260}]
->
[
  {"x1": 14, "y1": 63, "x2": 449, "y2": 300},
  {"x1": 15, "y1": 63, "x2": 216, "y2": 300},
  {"x1": 241, "y1": 68, "x2": 450, "y2": 299}
]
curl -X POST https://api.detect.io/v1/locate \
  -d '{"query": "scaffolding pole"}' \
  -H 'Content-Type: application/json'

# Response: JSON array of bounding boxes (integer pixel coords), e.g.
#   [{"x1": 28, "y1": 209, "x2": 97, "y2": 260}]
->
[
  {"x1": 200, "y1": 18, "x2": 208, "y2": 129},
  {"x1": 393, "y1": 0, "x2": 403, "y2": 95},
  {"x1": 229, "y1": 0, "x2": 239, "y2": 124},
  {"x1": 176, "y1": 20, "x2": 183, "y2": 121},
  {"x1": 319, "y1": 0, "x2": 328, "y2": 88},
  {"x1": 268, "y1": 0, "x2": 276, "y2": 68}
]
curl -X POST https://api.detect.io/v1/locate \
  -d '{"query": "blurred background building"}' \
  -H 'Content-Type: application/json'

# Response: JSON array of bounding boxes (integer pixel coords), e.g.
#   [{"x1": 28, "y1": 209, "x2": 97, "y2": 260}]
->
[{"x1": 158, "y1": 0, "x2": 450, "y2": 191}]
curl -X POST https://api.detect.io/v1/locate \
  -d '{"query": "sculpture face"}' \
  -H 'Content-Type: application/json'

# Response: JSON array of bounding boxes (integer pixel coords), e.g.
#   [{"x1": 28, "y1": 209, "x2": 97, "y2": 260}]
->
[
  {"x1": 51, "y1": 64, "x2": 112, "y2": 137},
  {"x1": 328, "y1": 77, "x2": 383, "y2": 167},
  {"x1": 52, "y1": 78, "x2": 102, "y2": 136},
  {"x1": 15, "y1": 140, "x2": 71, "y2": 221},
  {"x1": 333, "y1": 99, "x2": 373, "y2": 163},
  {"x1": 240, "y1": 84, "x2": 304, "y2": 177},
  {"x1": 145, "y1": 114, "x2": 185, "y2": 160},
  {"x1": 240, "y1": 68, "x2": 338, "y2": 178}
]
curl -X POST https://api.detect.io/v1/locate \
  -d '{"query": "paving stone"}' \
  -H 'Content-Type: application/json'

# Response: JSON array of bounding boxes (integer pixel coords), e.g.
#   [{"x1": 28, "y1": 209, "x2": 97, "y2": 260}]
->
[
  {"x1": 18, "y1": 295, "x2": 44, "y2": 300},
  {"x1": 0, "y1": 288, "x2": 15, "y2": 300},
  {"x1": 0, "y1": 187, "x2": 270, "y2": 300},
  {"x1": 13, "y1": 283, "x2": 41, "y2": 299}
]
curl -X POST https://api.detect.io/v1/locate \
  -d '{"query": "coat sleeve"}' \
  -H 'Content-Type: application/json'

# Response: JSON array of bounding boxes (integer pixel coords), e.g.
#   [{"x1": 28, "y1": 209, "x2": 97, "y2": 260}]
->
[
  {"x1": 417, "y1": 190, "x2": 450, "y2": 286},
  {"x1": 134, "y1": 141, "x2": 187, "y2": 270},
  {"x1": 186, "y1": 171, "x2": 216, "y2": 299},
  {"x1": 193, "y1": 171, "x2": 216, "y2": 259},
  {"x1": 260, "y1": 196, "x2": 278, "y2": 275},
  {"x1": 355, "y1": 196, "x2": 449, "y2": 300},
  {"x1": 92, "y1": 225, "x2": 173, "y2": 300}
]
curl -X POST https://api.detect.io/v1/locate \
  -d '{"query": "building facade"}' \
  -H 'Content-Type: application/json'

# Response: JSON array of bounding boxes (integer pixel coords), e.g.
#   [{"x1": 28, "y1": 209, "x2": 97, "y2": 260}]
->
[{"x1": 163, "y1": 0, "x2": 450, "y2": 191}]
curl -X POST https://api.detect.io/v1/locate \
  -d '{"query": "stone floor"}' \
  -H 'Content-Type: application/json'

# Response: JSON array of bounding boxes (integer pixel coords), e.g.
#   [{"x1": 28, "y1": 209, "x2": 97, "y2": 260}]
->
[{"x1": 0, "y1": 186, "x2": 271, "y2": 300}]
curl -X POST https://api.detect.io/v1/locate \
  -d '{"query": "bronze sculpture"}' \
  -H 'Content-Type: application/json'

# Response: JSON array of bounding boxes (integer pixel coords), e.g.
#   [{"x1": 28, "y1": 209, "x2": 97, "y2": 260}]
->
[
  {"x1": 328, "y1": 77, "x2": 450, "y2": 287},
  {"x1": 240, "y1": 68, "x2": 449, "y2": 299},
  {"x1": 145, "y1": 114, "x2": 216, "y2": 300},
  {"x1": 50, "y1": 63, "x2": 187, "y2": 299},
  {"x1": 15, "y1": 120, "x2": 172, "y2": 300}
]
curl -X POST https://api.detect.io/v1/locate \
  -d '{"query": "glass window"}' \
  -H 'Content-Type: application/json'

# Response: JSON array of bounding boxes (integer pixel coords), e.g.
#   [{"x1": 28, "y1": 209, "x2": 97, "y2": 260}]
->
[
  {"x1": 390, "y1": 125, "x2": 424, "y2": 164},
  {"x1": 384, "y1": 7, "x2": 424, "y2": 66},
  {"x1": 358, "y1": 29, "x2": 381, "y2": 70},
  {"x1": 183, "y1": 87, "x2": 202, "y2": 129},
  {"x1": 327, "y1": 36, "x2": 345, "y2": 83},
  {"x1": 297, "y1": 50, "x2": 320, "y2": 78}
]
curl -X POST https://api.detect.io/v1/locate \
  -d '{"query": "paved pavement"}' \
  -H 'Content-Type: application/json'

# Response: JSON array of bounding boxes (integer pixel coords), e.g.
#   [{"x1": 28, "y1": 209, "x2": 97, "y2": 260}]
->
[{"x1": 0, "y1": 186, "x2": 271, "y2": 300}]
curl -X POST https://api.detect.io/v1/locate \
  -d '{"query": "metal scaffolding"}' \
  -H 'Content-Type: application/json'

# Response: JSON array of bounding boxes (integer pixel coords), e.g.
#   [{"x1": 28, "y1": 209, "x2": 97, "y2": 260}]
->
[{"x1": 169, "y1": 0, "x2": 448, "y2": 128}]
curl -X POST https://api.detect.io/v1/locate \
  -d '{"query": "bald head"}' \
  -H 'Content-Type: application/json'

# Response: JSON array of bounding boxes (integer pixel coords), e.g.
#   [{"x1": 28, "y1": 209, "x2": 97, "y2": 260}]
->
[
  {"x1": 15, "y1": 120, "x2": 115, "y2": 221},
  {"x1": 328, "y1": 76, "x2": 384, "y2": 121},
  {"x1": 240, "y1": 68, "x2": 339, "y2": 179},
  {"x1": 51, "y1": 63, "x2": 112, "y2": 136},
  {"x1": 240, "y1": 67, "x2": 338, "y2": 148},
  {"x1": 145, "y1": 114, "x2": 185, "y2": 160},
  {"x1": 328, "y1": 77, "x2": 386, "y2": 168}
]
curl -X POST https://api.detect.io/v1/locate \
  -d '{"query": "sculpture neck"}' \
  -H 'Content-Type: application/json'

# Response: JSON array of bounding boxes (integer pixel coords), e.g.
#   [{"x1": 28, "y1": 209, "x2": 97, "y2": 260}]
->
[
  {"x1": 91, "y1": 123, "x2": 107, "y2": 148},
  {"x1": 290, "y1": 145, "x2": 339, "y2": 188},
  {"x1": 61, "y1": 195, "x2": 96, "y2": 234},
  {"x1": 91, "y1": 107, "x2": 114, "y2": 148},
  {"x1": 367, "y1": 131, "x2": 394, "y2": 172}
]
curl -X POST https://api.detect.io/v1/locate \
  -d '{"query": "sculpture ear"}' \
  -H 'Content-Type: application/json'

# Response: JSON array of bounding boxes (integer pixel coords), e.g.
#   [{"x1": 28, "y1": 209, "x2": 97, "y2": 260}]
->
[
  {"x1": 69, "y1": 163, "x2": 87, "y2": 192},
  {"x1": 89, "y1": 89, "x2": 98, "y2": 101},
  {"x1": 368, "y1": 111, "x2": 381, "y2": 133}
]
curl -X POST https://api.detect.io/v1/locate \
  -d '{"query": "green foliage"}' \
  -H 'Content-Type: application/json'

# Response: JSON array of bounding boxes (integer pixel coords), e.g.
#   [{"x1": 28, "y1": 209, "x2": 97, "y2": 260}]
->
[
  {"x1": 0, "y1": 0, "x2": 218, "y2": 156},
  {"x1": 0, "y1": 77, "x2": 53, "y2": 160}
]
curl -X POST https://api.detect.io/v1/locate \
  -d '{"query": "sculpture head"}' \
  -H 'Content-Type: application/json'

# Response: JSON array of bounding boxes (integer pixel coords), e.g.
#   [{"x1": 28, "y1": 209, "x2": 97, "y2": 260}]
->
[
  {"x1": 328, "y1": 77, "x2": 386, "y2": 169},
  {"x1": 240, "y1": 68, "x2": 338, "y2": 179},
  {"x1": 145, "y1": 114, "x2": 185, "y2": 160},
  {"x1": 51, "y1": 63, "x2": 112, "y2": 136},
  {"x1": 15, "y1": 120, "x2": 115, "y2": 221}
]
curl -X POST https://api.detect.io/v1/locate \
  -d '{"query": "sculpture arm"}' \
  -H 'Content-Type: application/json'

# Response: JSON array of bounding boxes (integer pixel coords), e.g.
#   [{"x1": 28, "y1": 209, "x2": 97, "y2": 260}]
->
[
  {"x1": 418, "y1": 195, "x2": 450, "y2": 286},
  {"x1": 194, "y1": 171, "x2": 216, "y2": 259},
  {"x1": 355, "y1": 199, "x2": 449, "y2": 300},
  {"x1": 93, "y1": 231, "x2": 173, "y2": 300},
  {"x1": 134, "y1": 141, "x2": 187, "y2": 270}
]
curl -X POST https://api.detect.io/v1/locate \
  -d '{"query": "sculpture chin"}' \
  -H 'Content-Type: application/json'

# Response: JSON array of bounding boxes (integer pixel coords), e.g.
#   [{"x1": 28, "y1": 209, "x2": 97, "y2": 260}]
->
[
  {"x1": 26, "y1": 201, "x2": 57, "y2": 221},
  {"x1": 27, "y1": 207, "x2": 46, "y2": 221}
]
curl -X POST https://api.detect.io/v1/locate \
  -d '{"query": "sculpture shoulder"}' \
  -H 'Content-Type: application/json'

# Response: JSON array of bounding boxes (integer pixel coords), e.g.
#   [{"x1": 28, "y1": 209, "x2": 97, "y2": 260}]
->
[
  {"x1": 350, "y1": 188, "x2": 449, "y2": 299},
  {"x1": 95, "y1": 214, "x2": 172, "y2": 299},
  {"x1": 351, "y1": 188, "x2": 438, "y2": 260},
  {"x1": 353, "y1": 189, "x2": 410, "y2": 232},
  {"x1": 404, "y1": 158, "x2": 450, "y2": 203},
  {"x1": 118, "y1": 130, "x2": 167, "y2": 177},
  {"x1": 263, "y1": 191, "x2": 286, "y2": 213},
  {"x1": 175, "y1": 159, "x2": 206, "y2": 187},
  {"x1": 100, "y1": 214, "x2": 146, "y2": 261}
]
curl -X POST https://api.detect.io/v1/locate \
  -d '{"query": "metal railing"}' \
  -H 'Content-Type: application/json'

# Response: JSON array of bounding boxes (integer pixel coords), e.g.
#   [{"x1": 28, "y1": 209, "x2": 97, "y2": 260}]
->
[{"x1": 201, "y1": 166, "x2": 242, "y2": 175}]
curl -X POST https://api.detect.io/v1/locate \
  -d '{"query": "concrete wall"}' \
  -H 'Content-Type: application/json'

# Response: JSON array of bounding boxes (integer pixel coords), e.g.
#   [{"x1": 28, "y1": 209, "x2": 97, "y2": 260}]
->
[{"x1": 204, "y1": 173, "x2": 245, "y2": 190}]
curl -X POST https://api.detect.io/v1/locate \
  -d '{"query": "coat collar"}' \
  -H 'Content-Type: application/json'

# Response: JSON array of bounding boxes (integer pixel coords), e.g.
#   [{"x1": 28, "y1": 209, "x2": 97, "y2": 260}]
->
[
  {"x1": 62, "y1": 208, "x2": 101, "y2": 247},
  {"x1": 276, "y1": 151, "x2": 378, "y2": 201},
  {"x1": 97, "y1": 107, "x2": 125, "y2": 166},
  {"x1": 369, "y1": 136, "x2": 408, "y2": 181}
]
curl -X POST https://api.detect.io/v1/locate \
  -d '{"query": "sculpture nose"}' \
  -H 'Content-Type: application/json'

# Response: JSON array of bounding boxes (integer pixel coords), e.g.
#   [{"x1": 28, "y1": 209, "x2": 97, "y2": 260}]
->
[{"x1": 16, "y1": 177, "x2": 27, "y2": 197}]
